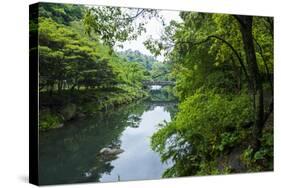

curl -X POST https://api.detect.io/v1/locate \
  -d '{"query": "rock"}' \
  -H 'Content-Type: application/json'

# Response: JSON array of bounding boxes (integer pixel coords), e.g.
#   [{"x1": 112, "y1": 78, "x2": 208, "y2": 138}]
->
[
  {"x1": 127, "y1": 114, "x2": 141, "y2": 128},
  {"x1": 99, "y1": 155, "x2": 118, "y2": 162},
  {"x1": 130, "y1": 124, "x2": 139, "y2": 128},
  {"x1": 57, "y1": 123, "x2": 64, "y2": 128},
  {"x1": 128, "y1": 114, "x2": 141, "y2": 121},
  {"x1": 84, "y1": 172, "x2": 92, "y2": 178},
  {"x1": 129, "y1": 122, "x2": 139, "y2": 128},
  {"x1": 77, "y1": 112, "x2": 86, "y2": 118},
  {"x1": 99, "y1": 148, "x2": 124, "y2": 155},
  {"x1": 60, "y1": 103, "x2": 76, "y2": 121},
  {"x1": 39, "y1": 110, "x2": 64, "y2": 131}
]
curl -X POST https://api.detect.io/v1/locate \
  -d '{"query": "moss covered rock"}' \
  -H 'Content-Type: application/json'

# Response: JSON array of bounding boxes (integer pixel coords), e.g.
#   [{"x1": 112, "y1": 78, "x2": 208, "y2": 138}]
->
[
  {"x1": 60, "y1": 103, "x2": 77, "y2": 121},
  {"x1": 39, "y1": 110, "x2": 63, "y2": 131}
]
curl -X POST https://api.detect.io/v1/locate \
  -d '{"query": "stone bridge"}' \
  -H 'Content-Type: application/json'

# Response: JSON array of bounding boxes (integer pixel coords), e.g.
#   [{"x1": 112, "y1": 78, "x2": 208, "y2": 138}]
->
[{"x1": 142, "y1": 80, "x2": 175, "y2": 86}]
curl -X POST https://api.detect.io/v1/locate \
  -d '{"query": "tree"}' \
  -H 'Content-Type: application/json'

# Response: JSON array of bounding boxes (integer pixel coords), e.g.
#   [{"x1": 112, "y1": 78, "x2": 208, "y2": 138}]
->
[
  {"x1": 234, "y1": 15, "x2": 264, "y2": 150},
  {"x1": 149, "y1": 12, "x2": 273, "y2": 176},
  {"x1": 38, "y1": 18, "x2": 118, "y2": 92},
  {"x1": 146, "y1": 13, "x2": 271, "y2": 149},
  {"x1": 39, "y1": 3, "x2": 85, "y2": 25},
  {"x1": 117, "y1": 49, "x2": 157, "y2": 71},
  {"x1": 83, "y1": 7, "x2": 160, "y2": 48}
]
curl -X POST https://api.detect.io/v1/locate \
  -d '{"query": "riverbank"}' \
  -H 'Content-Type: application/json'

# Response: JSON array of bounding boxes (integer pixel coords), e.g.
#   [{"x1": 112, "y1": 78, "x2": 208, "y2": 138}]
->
[{"x1": 39, "y1": 86, "x2": 148, "y2": 131}]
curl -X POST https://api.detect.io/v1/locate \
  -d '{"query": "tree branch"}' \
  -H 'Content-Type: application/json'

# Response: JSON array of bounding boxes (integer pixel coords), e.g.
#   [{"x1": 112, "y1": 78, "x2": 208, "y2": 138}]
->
[
  {"x1": 253, "y1": 37, "x2": 273, "y2": 93},
  {"x1": 181, "y1": 35, "x2": 250, "y2": 84},
  {"x1": 127, "y1": 9, "x2": 145, "y2": 20}
]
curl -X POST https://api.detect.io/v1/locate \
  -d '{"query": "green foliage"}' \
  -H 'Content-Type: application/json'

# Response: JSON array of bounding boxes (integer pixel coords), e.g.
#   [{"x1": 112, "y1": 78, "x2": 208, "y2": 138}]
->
[
  {"x1": 39, "y1": 110, "x2": 63, "y2": 131},
  {"x1": 241, "y1": 129, "x2": 273, "y2": 171},
  {"x1": 83, "y1": 7, "x2": 160, "y2": 47},
  {"x1": 38, "y1": 15, "x2": 148, "y2": 93},
  {"x1": 118, "y1": 50, "x2": 173, "y2": 84},
  {"x1": 117, "y1": 49, "x2": 157, "y2": 71},
  {"x1": 150, "y1": 61, "x2": 171, "y2": 81},
  {"x1": 149, "y1": 11, "x2": 273, "y2": 177},
  {"x1": 39, "y1": 3, "x2": 85, "y2": 25},
  {"x1": 151, "y1": 90, "x2": 254, "y2": 176},
  {"x1": 36, "y1": 3, "x2": 273, "y2": 177},
  {"x1": 38, "y1": 3, "x2": 152, "y2": 131},
  {"x1": 218, "y1": 132, "x2": 239, "y2": 152}
]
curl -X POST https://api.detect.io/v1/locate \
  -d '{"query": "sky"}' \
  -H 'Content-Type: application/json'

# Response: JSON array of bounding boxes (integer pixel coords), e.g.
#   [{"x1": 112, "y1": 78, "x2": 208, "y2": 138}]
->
[{"x1": 115, "y1": 10, "x2": 182, "y2": 62}]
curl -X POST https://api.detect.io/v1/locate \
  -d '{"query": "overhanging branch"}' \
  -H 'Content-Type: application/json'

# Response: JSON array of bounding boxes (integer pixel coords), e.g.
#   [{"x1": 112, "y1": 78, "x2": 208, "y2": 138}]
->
[{"x1": 181, "y1": 35, "x2": 250, "y2": 84}]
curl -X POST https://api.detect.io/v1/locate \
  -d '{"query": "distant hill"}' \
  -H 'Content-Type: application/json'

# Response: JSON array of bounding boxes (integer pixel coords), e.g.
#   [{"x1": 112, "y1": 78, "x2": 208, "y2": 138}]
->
[{"x1": 117, "y1": 50, "x2": 158, "y2": 71}]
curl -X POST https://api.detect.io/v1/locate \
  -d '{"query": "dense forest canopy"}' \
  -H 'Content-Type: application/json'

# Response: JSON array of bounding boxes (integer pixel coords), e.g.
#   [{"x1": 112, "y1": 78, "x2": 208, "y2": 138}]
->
[
  {"x1": 33, "y1": 2, "x2": 273, "y2": 179},
  {"x1": 33, "y1": 3, "x2": 165, "y2": 131},
  {"x1": 37, "y1": 4, "x2": 160, "y2": 94},
  {"x1": 117, "y1": 49, "x2": 158, "y2": 71},
  {"x1": 148, "y1": 12, "x2": 273, "y2": 176}
]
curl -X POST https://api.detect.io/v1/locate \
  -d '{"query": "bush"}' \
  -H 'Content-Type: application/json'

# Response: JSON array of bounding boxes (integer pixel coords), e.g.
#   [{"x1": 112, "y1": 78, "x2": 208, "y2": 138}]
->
[
  {"x1": 39, "y1": 110, "x2": 63, "y2": 131},
  {"x1": 151, "y1": 89, "x2": 254, "y2": 177}
]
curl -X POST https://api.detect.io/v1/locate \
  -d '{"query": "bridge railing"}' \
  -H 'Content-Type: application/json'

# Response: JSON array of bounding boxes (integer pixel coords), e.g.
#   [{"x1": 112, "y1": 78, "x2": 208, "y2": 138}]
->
[{"x1": 142, "y1": 80, "x2": 175, "y2": 86}]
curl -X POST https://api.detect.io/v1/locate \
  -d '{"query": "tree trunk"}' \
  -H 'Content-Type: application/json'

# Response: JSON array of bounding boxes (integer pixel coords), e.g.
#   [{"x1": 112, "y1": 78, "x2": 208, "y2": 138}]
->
[
  {"x1": 254, "y1": 38, "x2": 273, "y2": 95},
  {"x1": 235, "y1": 15, "x2": 264, "y2": 150},
  {"x1": 265, "y1": 17, "x2": 274, "y2": 40}
]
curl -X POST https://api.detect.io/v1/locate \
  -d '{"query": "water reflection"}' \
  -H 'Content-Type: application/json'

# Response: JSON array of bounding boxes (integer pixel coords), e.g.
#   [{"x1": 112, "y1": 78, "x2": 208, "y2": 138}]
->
[
  {"x1": 39, "y1": 90, "x2": 177, "y2": 185},
  {"x1": 100, "y1": 106, "x2": 172, "y2": 182},
  {"x1": 151, "y1": 85, "x2": 162, "y2": 90}
]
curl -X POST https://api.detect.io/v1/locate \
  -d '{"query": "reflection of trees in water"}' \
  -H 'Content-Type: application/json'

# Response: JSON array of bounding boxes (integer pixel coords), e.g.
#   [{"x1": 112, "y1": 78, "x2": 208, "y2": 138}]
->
[
  {"x1": 148, "y1": 87, "x2": 177, "y2": 102},
  {"x1": 144, "y1": 102, "x2": 178, "y2": 120},
  {"x1": 145, "y1": 87, "x2": 178, "y2": 118},
  {"x1": 127, "y1": 114, "x2": 142, "y2": 128},
  {"x1": 39, "y1": 89, "x2": 178, "y2": 185},
  {"x1": 39, "y1": 102, "x2": 148, "y2": 185}
]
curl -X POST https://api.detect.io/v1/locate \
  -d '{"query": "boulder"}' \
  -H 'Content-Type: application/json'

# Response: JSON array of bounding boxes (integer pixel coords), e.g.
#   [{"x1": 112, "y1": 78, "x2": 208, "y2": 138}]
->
[
  {"x1": 99, "y1": 148, "x2": 124, "y2": 155},
  {"x1": 128, "y1": 114, "x2": 141, "y2": 121},
  {"x1": 60, "y1": 103, "x2": 76, "y2": 121},
  {"x1": 77, "y1": 112, "x2": 86, "y2": 118},
  {"x1": 57, "y1": 123, "x2": 64, "y2": 128}
]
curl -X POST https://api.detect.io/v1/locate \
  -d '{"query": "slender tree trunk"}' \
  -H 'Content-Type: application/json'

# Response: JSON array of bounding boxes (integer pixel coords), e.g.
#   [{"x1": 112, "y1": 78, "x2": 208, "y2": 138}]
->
[
  {"x1": 235, "y1": 15, "x2": 264, "y2": 150},
  {"x1": 58, "y1": 80, "x2": 63, "y2": 93},
  {"x1": 49, "y1": 82, "x2": 54, "y2": 97},
  {"x1": 230, "y1": 56, "x2": 242, "y2": 92},
  {"x1": 265, "y1": 17, "x2": 274, "y2": 40},
  {"x1": 254, "y1": 39, "x2": 273, "y2": 95}
]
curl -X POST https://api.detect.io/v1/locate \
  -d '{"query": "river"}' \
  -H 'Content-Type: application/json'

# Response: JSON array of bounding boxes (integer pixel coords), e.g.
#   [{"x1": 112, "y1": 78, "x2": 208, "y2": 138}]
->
[{"x1": 39, "y1": 86, "x2": 177, "y2": 185}]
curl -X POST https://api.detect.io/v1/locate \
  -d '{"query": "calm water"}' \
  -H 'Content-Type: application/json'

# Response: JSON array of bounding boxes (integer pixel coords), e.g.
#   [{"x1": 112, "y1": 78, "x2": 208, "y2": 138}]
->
[{"x1": 39, "y1": 89, "x2": 177, "y2": 185}]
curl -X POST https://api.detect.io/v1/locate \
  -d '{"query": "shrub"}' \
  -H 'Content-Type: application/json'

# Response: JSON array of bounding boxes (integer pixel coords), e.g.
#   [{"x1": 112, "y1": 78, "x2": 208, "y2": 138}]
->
[
  {"x1": 151, "y1": 89, "x2": 254, "y2": 177},
  {"x1": 39, "y1": 110, "x2": 63, "y2": 131}
]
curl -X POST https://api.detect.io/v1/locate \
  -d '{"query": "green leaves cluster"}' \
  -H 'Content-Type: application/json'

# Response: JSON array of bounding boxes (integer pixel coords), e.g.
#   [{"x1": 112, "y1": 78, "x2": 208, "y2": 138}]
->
[
  {"x1": 37, "y1": 3, "x2": 156, "y2": 131},
  {"x1": 39, "y1": 17, "x2": 149, "y2": 93},
  {"x1": 39, "y1": 3, "x2": 85, "y2": 25},
  {"x1": 150, "y1": 11, "x2": 273, "y2": 176},
  {"x1": 83, "y1": 7, "x2": 160, "y2": 47},
  {"x1": 38, "y1": 3, "x2": 157, "y2": 94},
  {"x1": 118, "y1": 49, "x2": 157, "y2": 71},
  {"x1": 39, "y1": 17, "x2": 117, "y2": 92},
  {"x1": 39, "y1": 110, "x2": 63, "y2": 131},
  {"x1": 151, "y1": 90, "x2": 254, "y2": 176}
]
